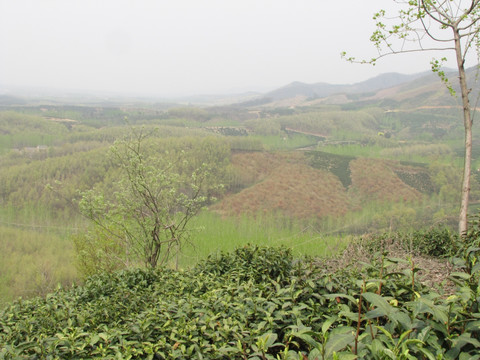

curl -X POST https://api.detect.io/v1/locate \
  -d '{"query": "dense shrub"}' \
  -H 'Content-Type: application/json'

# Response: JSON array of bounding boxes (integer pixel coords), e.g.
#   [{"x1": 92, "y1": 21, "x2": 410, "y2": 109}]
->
[
  {"x1": 1, "y1": 244, "x2": 479, "y2": 359},
  {"x1": 195, "y1": 245, "x2": 293, "y2": 284},
  {"x1": 359, "y1": 227, "x2": 458, "y2": 258},
  {"x1": 408, "y1": 227, "x2": 458, "y2": 257}
]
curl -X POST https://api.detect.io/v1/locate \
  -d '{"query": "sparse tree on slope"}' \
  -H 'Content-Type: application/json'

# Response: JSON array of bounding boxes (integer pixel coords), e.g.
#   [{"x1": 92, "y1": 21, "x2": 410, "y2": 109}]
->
[
  {"x1": 77, "y1": 129, "x2": 227, "y2": 273},
  {"x1": 343, "y1": 0, "x2": 480, "y2": 236}
]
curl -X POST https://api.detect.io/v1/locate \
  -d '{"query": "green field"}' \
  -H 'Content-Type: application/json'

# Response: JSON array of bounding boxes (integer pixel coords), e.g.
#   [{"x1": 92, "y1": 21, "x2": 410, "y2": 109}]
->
[{"x1": 179, "y1": 212, "x2": 348, "y2": 268}]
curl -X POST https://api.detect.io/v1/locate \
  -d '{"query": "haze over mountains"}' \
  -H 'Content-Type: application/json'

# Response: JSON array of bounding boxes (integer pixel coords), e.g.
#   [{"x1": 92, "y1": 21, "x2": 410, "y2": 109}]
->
[
  {"x1": 0, "y1": 67, "x2": 474, "y2": 107},
  {"x1": 262, "y1": 72, "x2": 430, "y2": 101}
]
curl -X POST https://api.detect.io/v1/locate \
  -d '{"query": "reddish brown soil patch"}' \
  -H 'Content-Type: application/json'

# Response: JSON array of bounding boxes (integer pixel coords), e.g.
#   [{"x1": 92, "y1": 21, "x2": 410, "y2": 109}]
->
[
  {"x1": 349, "y1": 158, "x2": 423, "y2": 203},
  {"x1": 229, "y1": 152, "x2": 284, "y2": 187},
  {"x1": 219, "y1": 152, "x2": 430, "y2": 221},
  {"x1": 214, "y1": 161, "x2": 350, "y2": 219}
]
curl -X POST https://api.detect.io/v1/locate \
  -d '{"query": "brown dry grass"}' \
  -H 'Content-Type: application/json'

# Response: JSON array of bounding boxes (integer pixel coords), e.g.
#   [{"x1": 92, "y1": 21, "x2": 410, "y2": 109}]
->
[
  {"x1": 349, "y1": 158, "x2": 423, "y2": 203},
  {"x1": 318, "y1": 237, "x2": 455, "y2": 294},
  {"x1": 216, "y1": 152, "x2": 428, "y2": 221},
  {"x1": 214, "y1": 154, "x2": 350, "y2": 219},
  {"x1": 229, "y1": 152, "x2": 284, "y2": 185}
]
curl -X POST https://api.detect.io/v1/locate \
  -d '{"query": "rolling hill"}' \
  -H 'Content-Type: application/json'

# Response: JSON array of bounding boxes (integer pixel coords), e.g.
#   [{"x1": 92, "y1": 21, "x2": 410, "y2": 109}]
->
[
  {"x1": 238, "y1": 66, "x2": 480, "y2": 109},
  {"x1": 212, "y1": 151, "x2": 433, "y2": 221},
  {"x1": 262, "y1": 72, "x2": 429, "y2": 101}
]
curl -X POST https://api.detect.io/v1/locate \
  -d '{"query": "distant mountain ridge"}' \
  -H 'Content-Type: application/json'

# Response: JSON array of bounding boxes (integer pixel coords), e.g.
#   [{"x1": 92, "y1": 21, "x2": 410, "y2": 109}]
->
[
  {"x1": 242, "y1": 66, "x2": 480, "y2": 108},
  {"x1": 263, "y1": 72, "x2": 431, "y2": 101},
  {"x1": 2, "y1": 67, "x2": 477, "y2": 107}
]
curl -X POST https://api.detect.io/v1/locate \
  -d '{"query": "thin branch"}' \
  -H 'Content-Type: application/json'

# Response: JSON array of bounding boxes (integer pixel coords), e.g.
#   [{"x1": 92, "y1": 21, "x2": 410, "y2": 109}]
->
[
  {"x1": 350, "y1": 46, "x2": 455, "y2": 64},
  {"x1": 419, "y1": 15, "x2": 454, "y2": 42},
  {"x1": 462, "y1": 32, "x2": 478, "y2": 58},
  {"x1": 418, "y1": 2, "x2": 456, "y2": 42},
  {"x1": 459, "y1": 27, "x2": 480, "y2": 38},
  {"x1": 458, "y1": 15, "x2": 480, "y2": 31},
  {"x1": 421, "y1": 0, "x2": 454, "y2": 28}
]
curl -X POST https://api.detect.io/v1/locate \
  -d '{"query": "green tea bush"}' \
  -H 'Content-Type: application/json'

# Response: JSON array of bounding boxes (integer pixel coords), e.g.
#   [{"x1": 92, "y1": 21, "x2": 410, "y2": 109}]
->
[
  {"x1": 195, "y1": 245, "x2": 293, "y2": 283},
  {"x1": 1, "y1": 244, "x2": 479, "y2": 359},
  {"x1": 408, "y1": 227, "x2": 458, "y2": 257},
  {"x1": 358, "y1": 227, "x2": 457, "y2": 258}
]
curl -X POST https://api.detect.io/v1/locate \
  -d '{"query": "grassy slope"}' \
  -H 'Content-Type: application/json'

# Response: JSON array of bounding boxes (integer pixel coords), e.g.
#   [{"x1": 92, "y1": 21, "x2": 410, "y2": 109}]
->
[{"x1": 0, "y1": 226, "x2": 76, "y2": 304}]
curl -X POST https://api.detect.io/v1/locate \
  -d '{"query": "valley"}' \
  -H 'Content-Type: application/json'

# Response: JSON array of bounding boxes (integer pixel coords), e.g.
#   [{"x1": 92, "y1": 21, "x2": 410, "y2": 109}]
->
[{"x1": 0, "y1": 69, "x2": 479, "y2": 305}]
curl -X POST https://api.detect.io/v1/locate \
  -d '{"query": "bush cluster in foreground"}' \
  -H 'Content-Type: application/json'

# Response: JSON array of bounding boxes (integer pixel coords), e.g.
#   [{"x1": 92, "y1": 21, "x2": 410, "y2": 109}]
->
[{"x1": 0, "y1": 239, "x2": 479, "y2": 359}]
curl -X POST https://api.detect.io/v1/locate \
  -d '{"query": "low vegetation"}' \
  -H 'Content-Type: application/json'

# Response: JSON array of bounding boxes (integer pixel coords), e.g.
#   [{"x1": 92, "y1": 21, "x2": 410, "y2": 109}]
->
[
  {"x1": 1, "y1": 225, "x2": 479, "y2": 359},
  {"x1": 0, "y1": 226, "x2": 76, "y2": 303}
]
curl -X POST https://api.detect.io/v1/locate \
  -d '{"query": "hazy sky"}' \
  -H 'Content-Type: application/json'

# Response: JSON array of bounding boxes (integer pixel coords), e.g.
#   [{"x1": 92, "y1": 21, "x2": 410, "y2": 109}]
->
[{"x1": 0, "y1": 0, "x2": 465, "y2": 97}]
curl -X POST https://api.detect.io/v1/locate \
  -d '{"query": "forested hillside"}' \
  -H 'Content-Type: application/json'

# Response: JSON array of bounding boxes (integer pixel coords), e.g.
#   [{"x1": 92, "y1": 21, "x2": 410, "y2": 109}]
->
[{"x1": 0, "y1": 72, "x2": 478, "y2": 305}]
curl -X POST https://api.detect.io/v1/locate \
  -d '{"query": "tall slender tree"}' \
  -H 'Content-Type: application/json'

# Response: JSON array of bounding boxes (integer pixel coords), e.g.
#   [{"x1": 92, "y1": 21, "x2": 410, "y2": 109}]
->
[{"x1": 344, "y1": 0, "x2": 480, "y2": 235}]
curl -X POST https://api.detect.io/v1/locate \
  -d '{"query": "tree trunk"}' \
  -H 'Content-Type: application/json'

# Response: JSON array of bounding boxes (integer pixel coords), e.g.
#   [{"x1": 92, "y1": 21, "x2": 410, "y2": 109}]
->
[
  {"x1": 149, "y1": 226, "x2": 161, "y2": 268},
  {"x1": 454, "y1": 26, "x2": 473, "y2": 236}
]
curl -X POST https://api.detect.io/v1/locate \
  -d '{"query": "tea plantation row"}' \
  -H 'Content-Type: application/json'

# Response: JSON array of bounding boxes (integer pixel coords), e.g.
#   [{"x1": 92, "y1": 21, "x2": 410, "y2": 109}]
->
[{"x1": 1, "y1": 242, "x2": 479, "y2": 359}]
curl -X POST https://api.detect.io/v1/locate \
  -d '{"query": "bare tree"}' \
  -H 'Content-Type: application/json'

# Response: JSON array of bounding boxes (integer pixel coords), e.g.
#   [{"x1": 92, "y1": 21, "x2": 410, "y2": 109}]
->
[{"x1": 344, "y1": 0, "x2": 480, "y2": 235}]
